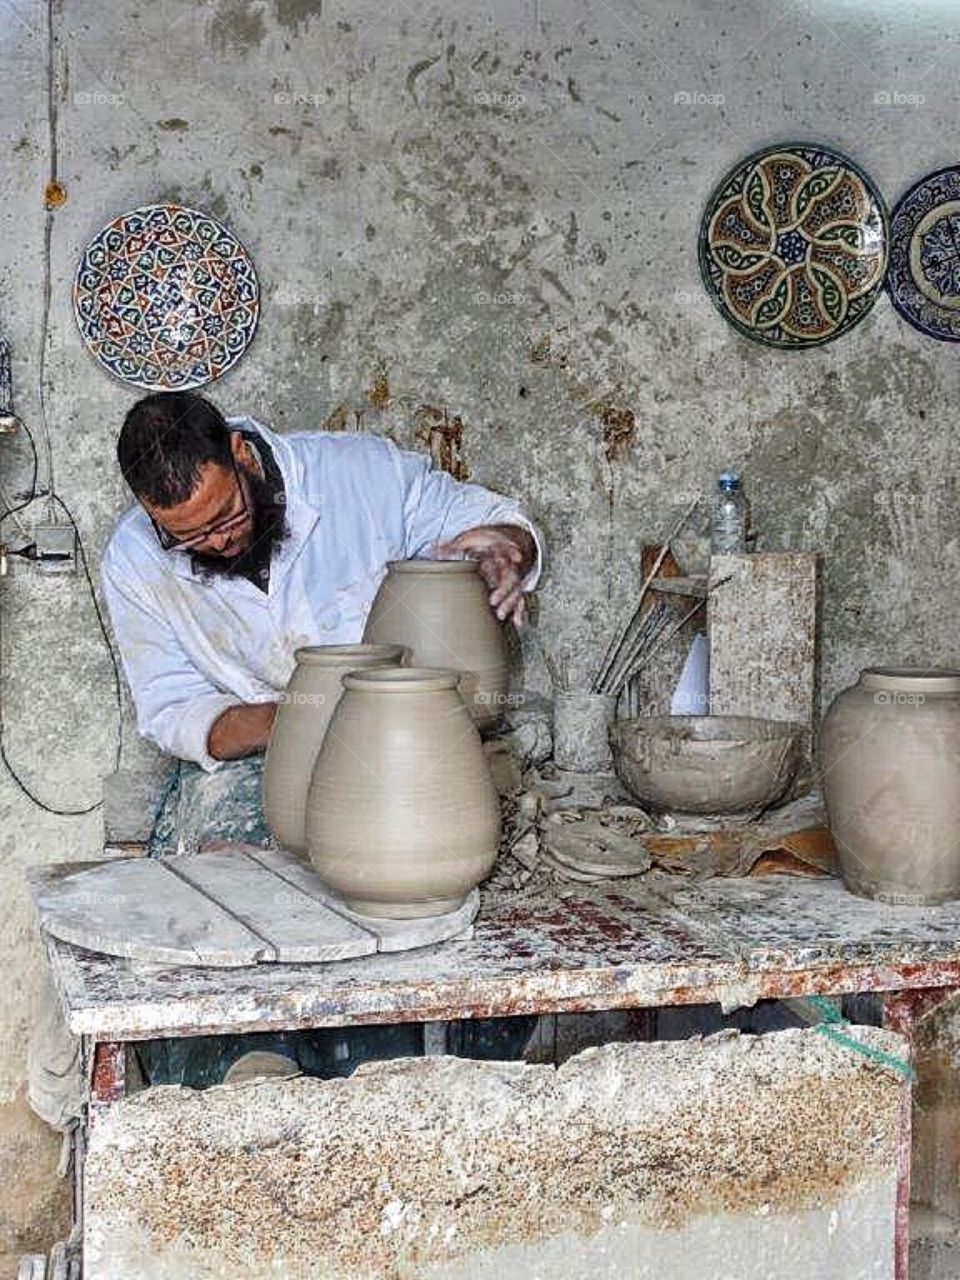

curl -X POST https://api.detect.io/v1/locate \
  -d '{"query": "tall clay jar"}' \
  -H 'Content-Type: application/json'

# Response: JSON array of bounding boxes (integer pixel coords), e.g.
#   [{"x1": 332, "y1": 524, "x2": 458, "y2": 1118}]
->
[
  {"x1": 263, "y1": 643, "x2": 406, "y2": 854},
  {"x1": 306, "y1": 667, "x2": 501, "y2": 918},
  {"x1": 821, "y1": 667, "x2": 960, "y2": 905},
  {"x1": 363, "y1": 560, "x2": 509, "y2": 731}
]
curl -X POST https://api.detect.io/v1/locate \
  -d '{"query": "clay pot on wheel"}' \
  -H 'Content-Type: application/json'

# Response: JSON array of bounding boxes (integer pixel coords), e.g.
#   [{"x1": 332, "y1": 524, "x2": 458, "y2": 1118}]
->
[
  {"x1": 306, "y1": 667, "x2": 501, "y2": 918},
  {"x1": 821, "y1": 667, "x2": 960, "y2": 904},
  {"x1": 363, "y1": 560, "x2": 509, "y2": 730},
  {"x1": 263, "y1": 643, "x2": 406, "y2": 854}
]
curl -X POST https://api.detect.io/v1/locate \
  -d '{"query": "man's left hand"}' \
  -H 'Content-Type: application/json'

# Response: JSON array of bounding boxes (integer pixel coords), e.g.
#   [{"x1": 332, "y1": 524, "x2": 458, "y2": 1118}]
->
[{"x1": 435, "y1": 524, "x2": 536, "y2": 626}]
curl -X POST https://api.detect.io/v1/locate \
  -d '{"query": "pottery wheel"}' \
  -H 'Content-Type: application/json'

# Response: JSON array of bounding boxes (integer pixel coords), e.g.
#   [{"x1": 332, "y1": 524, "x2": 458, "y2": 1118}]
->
[{"x1": 28, "y1": 846, "x2": 479, "y2": 969}]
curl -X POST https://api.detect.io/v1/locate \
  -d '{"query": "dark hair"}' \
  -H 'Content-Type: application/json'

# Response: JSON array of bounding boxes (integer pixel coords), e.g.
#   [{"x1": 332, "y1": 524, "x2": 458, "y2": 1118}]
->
[{"x1": 117, "y1": 392, "x2": 233, "y2": 507}]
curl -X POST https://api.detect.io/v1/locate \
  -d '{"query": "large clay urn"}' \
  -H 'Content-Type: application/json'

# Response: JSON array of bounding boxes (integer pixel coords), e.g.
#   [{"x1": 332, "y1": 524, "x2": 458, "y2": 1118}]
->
[
  {"x1": 306, "y1": 667, "x2": 501, "y2": 918},
  {"x1": 363, "y1": 560, "x2": 509, "y2": 731},
  {"x1": 821, "y1": 667, "x2": 960, "y2": 905},
  {"x1": 263, "y1": 643, "x2": 406, "y2": 854}
]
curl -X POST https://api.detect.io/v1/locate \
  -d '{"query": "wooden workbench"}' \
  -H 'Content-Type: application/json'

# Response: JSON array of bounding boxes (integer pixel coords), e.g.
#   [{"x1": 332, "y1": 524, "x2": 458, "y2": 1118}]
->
[{"x1": 35, "y1": 863, "x2": 960, "y2": 1279}]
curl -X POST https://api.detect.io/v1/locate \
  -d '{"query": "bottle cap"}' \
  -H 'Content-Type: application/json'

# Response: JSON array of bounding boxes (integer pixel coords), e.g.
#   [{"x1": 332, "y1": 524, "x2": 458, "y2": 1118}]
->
[{"x1": 718, "y1": 470, "x2": 741, "y2": 491}]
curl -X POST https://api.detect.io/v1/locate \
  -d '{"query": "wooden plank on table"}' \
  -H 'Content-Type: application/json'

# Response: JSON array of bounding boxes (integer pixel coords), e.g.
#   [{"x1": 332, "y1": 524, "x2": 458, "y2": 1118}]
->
[
  {"x1": 33, "y1": 858, "x2": 269, "y2": 968},
  {"x1": 172, "y1": 849, "x2": 377, "y2": 963},
  {"x1": 248, "y1": 847, "x2": 480, "y2": 953}
]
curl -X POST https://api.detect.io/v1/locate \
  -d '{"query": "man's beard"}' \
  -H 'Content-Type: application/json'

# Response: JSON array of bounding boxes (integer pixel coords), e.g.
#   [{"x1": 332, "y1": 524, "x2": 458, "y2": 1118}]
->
[{"x1": 192, "y1": 470, "x2": 289, "y2": 581}]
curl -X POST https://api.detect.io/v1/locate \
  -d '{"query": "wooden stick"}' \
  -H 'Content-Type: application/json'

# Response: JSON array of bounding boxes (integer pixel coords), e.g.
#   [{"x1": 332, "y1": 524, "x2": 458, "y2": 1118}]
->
[
  {"x1": 606, "y1": 601, "x2": 672, "y2": 696},
  {"x1": 592, "y1": 492, "x2": 702, "y2": 693},
  {"x1": 622, "y1": 572, "x2": 732, "y2": 683},
  {"x1": 602, "y1": 602, "x2": 667, "y2": 696}
]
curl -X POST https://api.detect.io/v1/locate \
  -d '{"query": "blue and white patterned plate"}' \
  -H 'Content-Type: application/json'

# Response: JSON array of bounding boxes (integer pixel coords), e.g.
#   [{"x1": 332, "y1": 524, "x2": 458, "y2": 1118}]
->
[
  {"x1": 73, "y1": 204, "x2": 259, "y2": 390},
  {"x1": 888, "y1": 167, "x2": 960, "y2": 342}
]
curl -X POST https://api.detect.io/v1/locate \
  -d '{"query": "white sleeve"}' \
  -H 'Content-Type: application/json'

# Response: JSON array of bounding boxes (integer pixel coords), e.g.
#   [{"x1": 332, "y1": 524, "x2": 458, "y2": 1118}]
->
[
  {"x1": 101, "y1": 550, "x2": 239, "y2": 771},
  {"x1": 392, "y1": 442, "x2": 543, "y2": 590}
]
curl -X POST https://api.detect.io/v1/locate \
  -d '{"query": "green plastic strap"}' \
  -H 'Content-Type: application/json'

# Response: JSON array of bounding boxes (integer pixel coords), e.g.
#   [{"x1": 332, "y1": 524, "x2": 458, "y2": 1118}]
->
[{"x1": 805, "y1": 995, "x2": 915, "y2": 1082}]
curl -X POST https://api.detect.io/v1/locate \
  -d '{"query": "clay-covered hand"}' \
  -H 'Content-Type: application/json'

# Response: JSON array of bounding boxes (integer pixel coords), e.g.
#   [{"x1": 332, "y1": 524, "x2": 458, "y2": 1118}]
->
[{"x1": 435, "y1": 524, "x2": 535, "y2": 625}]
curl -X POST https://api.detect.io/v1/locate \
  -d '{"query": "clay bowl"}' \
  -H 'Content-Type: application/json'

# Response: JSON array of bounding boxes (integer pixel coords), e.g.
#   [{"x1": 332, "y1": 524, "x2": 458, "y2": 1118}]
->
[{"x1": 609, "y1": 715, "x2": 803, "y2": 816}]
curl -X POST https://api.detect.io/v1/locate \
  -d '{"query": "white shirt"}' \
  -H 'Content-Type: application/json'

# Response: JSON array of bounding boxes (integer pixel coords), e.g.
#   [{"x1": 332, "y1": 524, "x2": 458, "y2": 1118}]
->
[{"x1": 101, "y1": 418, "x2": 542, "y2": 770}]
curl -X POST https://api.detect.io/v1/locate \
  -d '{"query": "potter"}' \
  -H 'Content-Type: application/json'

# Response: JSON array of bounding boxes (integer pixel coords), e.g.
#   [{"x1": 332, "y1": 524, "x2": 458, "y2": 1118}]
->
[
  {"x1": 93, "y1": 390, "x2": 540, "y2": 1087},
  {"x1": 102, "y1": 390, "x2": 540, "y2": 786}
]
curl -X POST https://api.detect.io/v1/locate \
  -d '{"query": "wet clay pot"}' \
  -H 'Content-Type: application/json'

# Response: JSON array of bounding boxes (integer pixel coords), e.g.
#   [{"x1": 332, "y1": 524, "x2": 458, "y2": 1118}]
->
[
  {"x1": 305, "y1": 667, "x2": 501, "y2": 918},
  {"x1": 262, "y1": 643, "x2": 406, "y2": 854},
  {"x1": 363, "y1": 560, "x2": 509, "y2": 731},
  {"x1": 821, "y1": 667, "x2": 960, "y2": 905}
]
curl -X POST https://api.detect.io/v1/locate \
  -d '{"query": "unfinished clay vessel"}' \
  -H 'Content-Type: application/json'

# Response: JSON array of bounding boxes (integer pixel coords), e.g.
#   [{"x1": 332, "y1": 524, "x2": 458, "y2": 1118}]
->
[
  {"x1": 306, "y1": 667, "x2": 500, "y2": 918},
  {"x1": 822, "y1": 668, "x2": 960, "y2": 904},
  {"x1": 263, "y1": 643, "x2": 406, "y2": 854},
  {"x1": 363, "y1": 560, "x2": 509, "y2": 730},
  {"x1": 610, "y1": 715, "x2": 802, "y2": 815}
]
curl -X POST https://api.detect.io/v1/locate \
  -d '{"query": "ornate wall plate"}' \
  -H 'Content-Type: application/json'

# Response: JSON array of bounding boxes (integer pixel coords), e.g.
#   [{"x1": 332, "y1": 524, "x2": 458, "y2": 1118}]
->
[
  {"x1": 887, "y1": 167, "x2": 960, "y2": 342},
  {"x1": 73, "y1": 203, "x2": 259, "y2": 390},
  {"x1": 699, "y1": 143, "x2": 889, "y2": 348}
]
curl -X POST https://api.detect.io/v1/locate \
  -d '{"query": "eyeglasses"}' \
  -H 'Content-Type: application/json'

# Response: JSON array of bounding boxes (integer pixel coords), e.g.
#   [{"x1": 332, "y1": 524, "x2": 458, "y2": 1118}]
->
[{"x1": 150, "y1": 455, "x2": 251, "y2": 552}]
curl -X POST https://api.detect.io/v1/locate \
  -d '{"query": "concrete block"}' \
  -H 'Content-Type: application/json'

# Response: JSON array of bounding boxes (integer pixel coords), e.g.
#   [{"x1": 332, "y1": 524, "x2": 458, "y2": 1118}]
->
[
  {"x1": 84, "y1": 1027, "x2": 904, "y2": 1279},
  {"x1": 708, "y1": 552, "x2": 819, "y2": 740}
]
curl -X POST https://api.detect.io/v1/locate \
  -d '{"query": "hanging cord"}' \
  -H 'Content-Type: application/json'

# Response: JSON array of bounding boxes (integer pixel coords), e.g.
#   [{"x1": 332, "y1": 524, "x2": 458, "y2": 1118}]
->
[
  {"x1": 0, "y1": 463, "x2": 124, "y2": 815},
  {"x1": 0, "y1": 381, "x2": 124, "y2": 819},
  {"x1": 0, "y1": 0, "x2": 123, "y2": 815}
]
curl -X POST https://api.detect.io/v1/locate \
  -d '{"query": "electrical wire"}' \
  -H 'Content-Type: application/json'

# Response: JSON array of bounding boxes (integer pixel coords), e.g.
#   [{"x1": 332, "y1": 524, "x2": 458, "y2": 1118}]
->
[
  {"x1": 0, "y1": 361, "x2": 123, "y2": 815},
  {"x1": 0, "y1": 488, "x2": 125, "y2": 815},
  {"x1": 38, "y1": 0, "x2": 58, "y2": 516},
  {"x1": 0, "y1": 0, "x2": 125, "y2": 816}
]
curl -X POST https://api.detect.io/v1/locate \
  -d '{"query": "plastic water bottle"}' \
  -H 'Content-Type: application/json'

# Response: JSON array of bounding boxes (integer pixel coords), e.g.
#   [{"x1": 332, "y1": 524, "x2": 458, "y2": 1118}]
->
[{"x1": 710, "y1": 471, "x2": 748, "y2": 554}]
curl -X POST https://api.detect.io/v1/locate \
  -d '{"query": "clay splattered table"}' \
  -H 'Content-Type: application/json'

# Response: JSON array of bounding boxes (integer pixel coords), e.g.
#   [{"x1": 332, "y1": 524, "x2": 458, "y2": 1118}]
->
[{"x1": 32, "y1": 856, "x2": 960, "y2": 1279}]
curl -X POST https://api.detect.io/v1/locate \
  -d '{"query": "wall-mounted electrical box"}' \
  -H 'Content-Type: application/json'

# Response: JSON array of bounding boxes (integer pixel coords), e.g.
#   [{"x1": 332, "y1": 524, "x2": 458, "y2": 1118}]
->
[{"x1": 32, "y1": 522, "x2": 77, "y2": 574}]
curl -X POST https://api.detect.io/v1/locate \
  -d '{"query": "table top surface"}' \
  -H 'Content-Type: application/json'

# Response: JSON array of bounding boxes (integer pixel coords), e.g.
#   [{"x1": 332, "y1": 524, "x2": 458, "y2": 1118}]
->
[{"x1": 33, "y1": 856, "x2": 960, "y2": 1041}]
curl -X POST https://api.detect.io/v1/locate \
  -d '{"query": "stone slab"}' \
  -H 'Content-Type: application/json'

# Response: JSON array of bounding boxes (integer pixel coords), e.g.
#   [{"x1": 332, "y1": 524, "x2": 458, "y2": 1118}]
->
[{"x1": 82, "y1": 1029, "x2": 904, "y2": 1279}]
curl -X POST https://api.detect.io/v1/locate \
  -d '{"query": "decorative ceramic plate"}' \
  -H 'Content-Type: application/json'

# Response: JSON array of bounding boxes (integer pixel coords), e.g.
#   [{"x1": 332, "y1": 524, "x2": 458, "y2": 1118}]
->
[
  {"x1": 887, "y1": 167, "x2": 960, "y2": 342},
  {"x1": 73, "y1": 203, "x2": 259, "y2": 390},
  {"x1": 699, "y1": 143, "x2": 889, "y2": 348}
]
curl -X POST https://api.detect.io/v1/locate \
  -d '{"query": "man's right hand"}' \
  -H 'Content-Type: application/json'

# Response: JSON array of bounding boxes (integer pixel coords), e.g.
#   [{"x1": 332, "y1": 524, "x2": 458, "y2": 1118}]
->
[{"x1": 208, "y1": 702, "x2": 278, "y2": 761}]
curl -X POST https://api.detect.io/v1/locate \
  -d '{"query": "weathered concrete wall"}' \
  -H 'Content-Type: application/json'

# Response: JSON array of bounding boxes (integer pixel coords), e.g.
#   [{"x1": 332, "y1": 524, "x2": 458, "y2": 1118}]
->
[
  {"x1": 83, "y1": 1030, "x2": 905, "y2": 1279},
  {"x1": 2, "y1": 0, "x2": 959, "y2": 1262}
]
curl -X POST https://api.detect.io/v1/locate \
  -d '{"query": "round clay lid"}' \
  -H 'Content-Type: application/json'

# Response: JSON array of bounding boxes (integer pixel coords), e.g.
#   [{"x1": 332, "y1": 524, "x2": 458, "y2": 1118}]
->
[
  {"x1": 860, "y1": 667, "x2": 960, "y2": 694},
  {"x1": 293, "y1": 643, "x2": 405, "y2": 666},
  {"x1": 343, "y1": 667, "x2": 461, "y2": 692},
  {"x1": 386, "y1": 559, "x2": 477, "y2": 574}
]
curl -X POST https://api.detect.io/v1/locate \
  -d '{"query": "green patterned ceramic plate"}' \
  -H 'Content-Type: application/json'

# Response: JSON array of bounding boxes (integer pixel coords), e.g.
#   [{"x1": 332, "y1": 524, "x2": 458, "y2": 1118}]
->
[{"x1": 699, "y1": 143, "x2": 888, "y2": 348}]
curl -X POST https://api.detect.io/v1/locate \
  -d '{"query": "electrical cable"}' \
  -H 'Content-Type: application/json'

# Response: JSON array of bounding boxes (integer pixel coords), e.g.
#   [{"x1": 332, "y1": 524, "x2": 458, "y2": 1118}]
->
[
  {"x1": 0, "y1": 488, "x2": 125, "y2": 815},
  {"x1": 0, "y1": 0, "x2": 124, "y2": 816},
  {"x1": 0, "y1": 355, "x2": 123, "y2": 814}
]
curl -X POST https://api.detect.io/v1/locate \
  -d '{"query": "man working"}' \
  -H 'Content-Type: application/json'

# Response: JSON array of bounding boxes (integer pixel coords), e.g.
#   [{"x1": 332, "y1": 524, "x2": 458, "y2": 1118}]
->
[
  {"x1": 102, "y1": 391, "x2": 540, "y2": 857},
  {"x1": 90, "y1": 392, "x2": 542, "y2": 1085}
]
